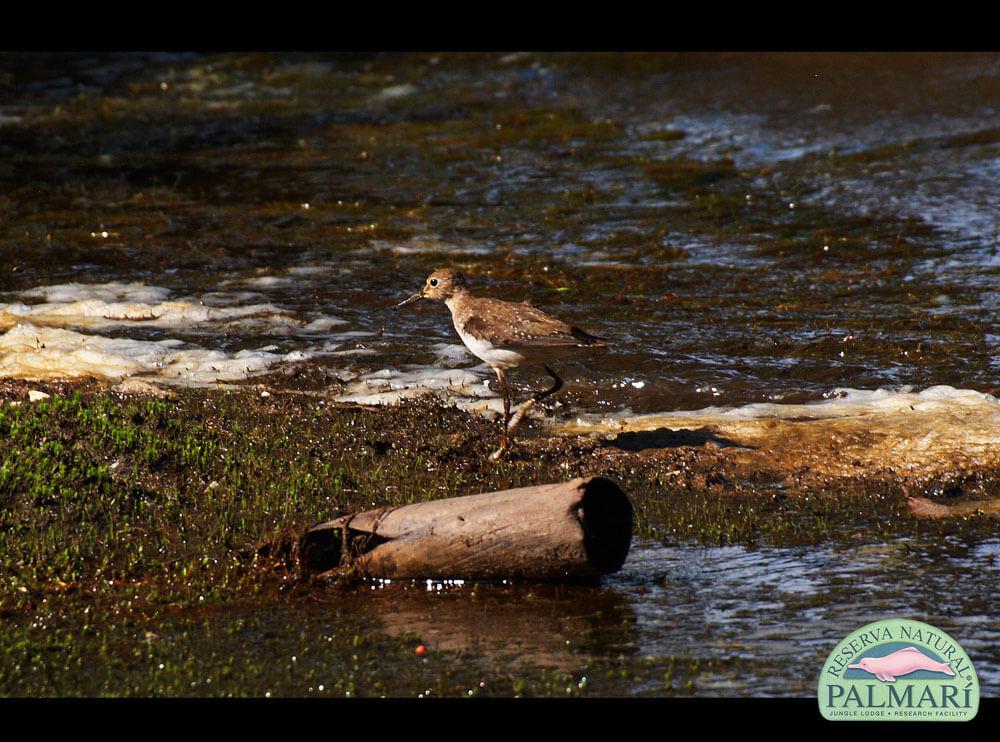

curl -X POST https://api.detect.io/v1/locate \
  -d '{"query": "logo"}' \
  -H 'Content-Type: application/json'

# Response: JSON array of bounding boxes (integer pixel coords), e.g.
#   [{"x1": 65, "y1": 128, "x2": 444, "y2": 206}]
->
[{"x1": 818, "y1": 619, "x2": 979, "y2": 721}]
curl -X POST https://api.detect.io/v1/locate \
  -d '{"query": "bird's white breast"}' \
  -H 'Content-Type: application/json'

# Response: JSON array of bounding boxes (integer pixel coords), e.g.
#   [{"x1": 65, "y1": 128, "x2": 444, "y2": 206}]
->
[{"x1": 453, "y1": 320, "x2": 524, "y2": 370}]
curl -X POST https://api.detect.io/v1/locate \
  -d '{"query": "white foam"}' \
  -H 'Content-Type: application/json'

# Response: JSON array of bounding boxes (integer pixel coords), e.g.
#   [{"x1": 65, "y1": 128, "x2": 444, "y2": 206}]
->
[
  {"x1": 568, "y1": 385, "x2": 1000, "y2": 429},
  {"x1": 0, "y1": 323, "x2": 305, "y2": 385},
  {"x1": 21, "y1": 281, "x2": 172, "y2": 305},
  {"x1": 2, "y1": 281, "x2": 301, "y2": 334},
  {"x1": 376, "y1": 83, "x2": 418, "y2": 100},
  {"x1": 0, "y1": 280, "x2": 358, "y2": 386},
  {"x1": 303, "y1": 317, "x2": 350, "y2": 333},
  {"x1": 432, "y1": 342, "x2": 473, "y2": 367},
  {"x1": 239, "y1": 275, "x2": 295, "y2": 288},
  {"x1": 335, "y1": 365, "x2": 512, "y2": 417},
  {"x1": 0, "y1": 280, "x2": 357, "y2": 341},
  {"x1": 370, "y1": 238, "x2": 494, "y2": 256},
  {"x1": 561, "y1": 385, "x2": 1000, "y2": 477}
]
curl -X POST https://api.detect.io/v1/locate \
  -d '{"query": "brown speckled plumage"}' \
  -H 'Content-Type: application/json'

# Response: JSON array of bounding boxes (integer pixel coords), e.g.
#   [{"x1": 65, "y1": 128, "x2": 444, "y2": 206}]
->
[
  {"x1": 393, "y1": 267, "x2": 607, "y2": 460},
  {"x1": 455, "y1": 296, "x2": 606, "y2": 351}
]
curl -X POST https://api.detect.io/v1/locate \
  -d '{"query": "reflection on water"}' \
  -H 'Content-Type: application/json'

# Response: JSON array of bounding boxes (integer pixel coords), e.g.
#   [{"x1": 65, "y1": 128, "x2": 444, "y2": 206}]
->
[
  {"x1": 349, "y1": 537, "x2": 1000, "y2": 696},
  {"x1": 359, "y1": 581, "x2": 635, "y2": 673},
  {"x1": 615, "y1": 539, "x2": 1000, "y2": 696}
]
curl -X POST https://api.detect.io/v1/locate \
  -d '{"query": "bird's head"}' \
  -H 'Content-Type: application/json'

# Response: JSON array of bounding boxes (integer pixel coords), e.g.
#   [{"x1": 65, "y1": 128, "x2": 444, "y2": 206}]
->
[{"x1": 393, "y1": 268, "x2": 468, "y2": 309}]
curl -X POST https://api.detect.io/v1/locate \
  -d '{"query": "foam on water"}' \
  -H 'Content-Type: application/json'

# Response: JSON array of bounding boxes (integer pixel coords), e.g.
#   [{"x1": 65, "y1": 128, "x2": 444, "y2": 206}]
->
[
  {"x1": 20, "y1": 281, "x2": 171, "y2": 305},
  {"x1": 561, "y1": 385, "x2": 1000, "y2": 477},
  {"x1": 0, "y1": 323, "x2": 304, "y2": 385},
  {"x1": 370, "y1": 238, "x2": 496, "y2": 256},
  {"x1": 0, "y1": 281, "x2": 316, "y2": 335},
  {"x1": 432, "y1": 342, "x2": 475, "y2": 368},
  {"x1": 0, "y1": 281, "x2": 351, "y2": 386},
  {"x1": 335, "y1": 365, "x2": 506, "y2": 417},
  {"x1": 567, "y1": 385, "x2": 1000, "y2": 426}
]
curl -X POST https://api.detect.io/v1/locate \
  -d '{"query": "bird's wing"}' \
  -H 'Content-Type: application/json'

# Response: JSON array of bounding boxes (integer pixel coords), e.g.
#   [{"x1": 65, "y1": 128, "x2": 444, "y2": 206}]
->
[
  {"x1": 461, "y1": 298, "x2": 607, "y2": 349},
  {"x1": 514, "y1": 326, "x2": 608, "y2": 348}
]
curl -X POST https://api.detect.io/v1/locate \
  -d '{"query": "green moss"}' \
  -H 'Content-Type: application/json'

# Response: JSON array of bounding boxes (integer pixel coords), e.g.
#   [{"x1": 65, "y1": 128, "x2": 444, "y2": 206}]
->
[{"x1": 0, "y1": 383, "x2": 994, "y2": 697}]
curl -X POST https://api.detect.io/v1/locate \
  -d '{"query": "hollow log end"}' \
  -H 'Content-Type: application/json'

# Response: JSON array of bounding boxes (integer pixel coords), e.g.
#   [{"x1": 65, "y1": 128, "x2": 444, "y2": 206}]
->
[
  {"x1": 297, "y1": 525, "x2": 343, "y2": 573},
  {"x1": 577, "y1": 477, "x2": 633, "y2": 575}
]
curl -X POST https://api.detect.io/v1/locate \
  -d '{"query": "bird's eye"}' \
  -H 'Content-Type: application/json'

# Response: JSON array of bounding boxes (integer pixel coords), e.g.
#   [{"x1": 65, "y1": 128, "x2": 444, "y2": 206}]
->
[{"x1": 430, "y1": 278, "x2": 438, "y2": 287}]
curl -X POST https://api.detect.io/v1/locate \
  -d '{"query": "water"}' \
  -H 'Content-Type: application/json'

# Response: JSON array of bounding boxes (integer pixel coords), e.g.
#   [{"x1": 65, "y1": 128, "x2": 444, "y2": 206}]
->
[
  {"x1": 22, "y1": 538, "x2": 992, "y2": 697},
  {"x1": 344, "y1": 536, "x2": 1000, "y2": 696},
  {"x1": 1, "y1": 52, "x2": 997, "y2": 410},
  {"x1": 613, "y1": 539, "x2": 1000, "y2": 696},
  {"x1": 357, "y1": 537, "x2": 1000, "y2": 696},
  {"x1": 1, "y1": 52, "x2": 998, "y2": 697}
]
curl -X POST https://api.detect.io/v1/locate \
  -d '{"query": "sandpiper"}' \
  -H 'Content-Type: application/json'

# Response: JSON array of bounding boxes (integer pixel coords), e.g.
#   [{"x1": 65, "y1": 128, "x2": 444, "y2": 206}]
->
[{"x1": 393, "y1": 268, "x2": 607, "y2": 460}]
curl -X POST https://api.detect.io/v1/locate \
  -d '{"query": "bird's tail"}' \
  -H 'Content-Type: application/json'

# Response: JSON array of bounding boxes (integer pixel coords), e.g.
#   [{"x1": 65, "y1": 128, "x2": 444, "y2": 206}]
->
[{"x1": 571, "y1": 327, "x2": 608, "y2": 346}]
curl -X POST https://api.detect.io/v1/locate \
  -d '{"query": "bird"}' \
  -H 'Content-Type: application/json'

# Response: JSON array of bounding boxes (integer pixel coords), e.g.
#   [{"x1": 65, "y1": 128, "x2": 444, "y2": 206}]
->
[{"x1": 393, "y1": 268, "x2": 607, "y2": 460}]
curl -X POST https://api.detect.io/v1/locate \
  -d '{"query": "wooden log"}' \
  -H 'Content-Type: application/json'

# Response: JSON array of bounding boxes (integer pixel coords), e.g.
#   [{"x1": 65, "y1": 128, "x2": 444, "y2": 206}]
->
[
  {"x1": 906, "y1": 493, "x2": 1000, "y2": 520},
  {"x1": 296, "y1": 476, "x2": 633, "y2": 581}
]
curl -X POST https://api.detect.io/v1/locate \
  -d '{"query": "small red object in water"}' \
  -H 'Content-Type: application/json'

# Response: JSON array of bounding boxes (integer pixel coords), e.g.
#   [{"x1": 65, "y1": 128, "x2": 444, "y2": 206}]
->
[{"x1": 415, "y1": 645, "x2": 427, "y2": 656}]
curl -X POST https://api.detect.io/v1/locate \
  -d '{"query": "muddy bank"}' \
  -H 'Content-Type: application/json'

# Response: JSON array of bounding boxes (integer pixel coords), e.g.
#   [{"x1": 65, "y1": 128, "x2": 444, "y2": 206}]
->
[
  {"x1": 2, "y1": 377, "x2": 996, "y2": 608},
  {"x1": 562, "y1": 385, "x2": 1000, "y2": 484},
  {"x1": 1, "y1": 378, "x2": 998, "y2": 697}
]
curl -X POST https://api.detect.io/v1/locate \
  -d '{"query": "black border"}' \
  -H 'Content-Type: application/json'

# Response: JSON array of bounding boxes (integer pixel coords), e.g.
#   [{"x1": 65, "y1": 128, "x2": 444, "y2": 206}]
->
[{"x1": 1, "y1": 696, "x2": 995, "y2": 730}]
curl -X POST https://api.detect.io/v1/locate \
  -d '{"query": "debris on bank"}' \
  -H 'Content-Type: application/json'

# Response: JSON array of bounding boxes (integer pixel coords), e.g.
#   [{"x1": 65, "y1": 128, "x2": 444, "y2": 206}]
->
[
  {"x1": 560, "y1": 385, "x2": 1000, "y2": 481},
  {"x1": 270, "y1": 477, "x2": 633, "y2": 582}
]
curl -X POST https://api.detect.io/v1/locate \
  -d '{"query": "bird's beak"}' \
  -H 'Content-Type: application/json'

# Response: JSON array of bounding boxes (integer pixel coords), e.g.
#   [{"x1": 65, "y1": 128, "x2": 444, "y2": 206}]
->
[{"x1": 392, "y1": 291, "x2": 424, "y2": 311}]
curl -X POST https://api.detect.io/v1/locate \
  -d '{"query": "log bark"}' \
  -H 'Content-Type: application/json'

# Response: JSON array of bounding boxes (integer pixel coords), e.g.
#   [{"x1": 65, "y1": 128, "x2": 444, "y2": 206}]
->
[
  {"x1": 296, "y1": 476, "x2": 633, "y2": 581},
  {"x1": 906, "y1": 493, "x2": 1000, "y2": 520}
]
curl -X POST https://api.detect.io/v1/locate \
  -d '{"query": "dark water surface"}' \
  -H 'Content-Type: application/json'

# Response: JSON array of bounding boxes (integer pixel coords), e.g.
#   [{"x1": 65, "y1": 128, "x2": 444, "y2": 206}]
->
[
  {"x1": 7, "y1": 538, "x2": 996, "y2": 697},
  {"x1": 1, "y1": 53, "x2": 998, "y2": 697},
  {"x1": 1, "y1": 52, "x2": 997, "y2": 408}
]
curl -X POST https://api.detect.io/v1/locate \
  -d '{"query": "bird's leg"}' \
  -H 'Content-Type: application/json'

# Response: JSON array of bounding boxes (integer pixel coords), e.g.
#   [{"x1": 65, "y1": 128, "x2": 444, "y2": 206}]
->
[
  {"x1": 489, "y1": 368, "x2": 510, "y2": 461},
  {"x1": 491, "y1": 366, "x2": 566, "y2": 461},
  {"x1": 533, "y1": 364, "x2": 564, "y2": 402},
  {"x1": 499, "y1": 368, "x2": 511, "y2": 448},
  {"x1": 506, "y1": 396, "x2": 534, "y2": 437},
  {"x1": 504, "y1": 364, "x2": 566, "y2": 444}
]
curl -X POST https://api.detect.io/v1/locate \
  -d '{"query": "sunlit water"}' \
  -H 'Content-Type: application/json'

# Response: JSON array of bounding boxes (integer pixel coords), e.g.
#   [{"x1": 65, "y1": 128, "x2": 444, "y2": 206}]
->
[
  {"x1": 154, "y1": 537, "x2": 997, "y2": 697},
  {"x1": 388, "y1": 537, "x2": 1000, "y2": 696},
  {"x1": 1, "y1": 53, "x2": 997, "y2": 411},
  {"x1": 610, "y1": 539, "x2": 1000, "y2": 696}
]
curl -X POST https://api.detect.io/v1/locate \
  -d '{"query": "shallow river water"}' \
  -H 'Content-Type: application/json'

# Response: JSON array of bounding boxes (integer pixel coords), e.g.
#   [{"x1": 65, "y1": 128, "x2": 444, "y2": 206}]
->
[
  {"x1": 1, "y1": 52, "x2": 998, "y2": 696},
  {"x1": 334, "y1": 536, "x2": 1000, "y2": 696},
  {"x1": 43, "y1": 537, "x2": 990, "y2": 698},
  {"x1": 2, "y1": 53, "x2": 998, "y2": 409}
]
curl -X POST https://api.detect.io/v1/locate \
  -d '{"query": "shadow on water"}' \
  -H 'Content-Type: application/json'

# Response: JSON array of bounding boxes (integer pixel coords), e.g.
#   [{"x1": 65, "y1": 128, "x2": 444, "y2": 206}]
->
[{"x1": 605, "y1": 426, "x2": 752, "y2": 451}]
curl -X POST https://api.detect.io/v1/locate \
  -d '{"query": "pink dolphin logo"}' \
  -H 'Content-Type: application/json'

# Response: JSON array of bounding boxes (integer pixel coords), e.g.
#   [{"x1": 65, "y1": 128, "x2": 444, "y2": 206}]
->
[{"x1": 848, "y1": 647, "x2": 955, "y2": 682}]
